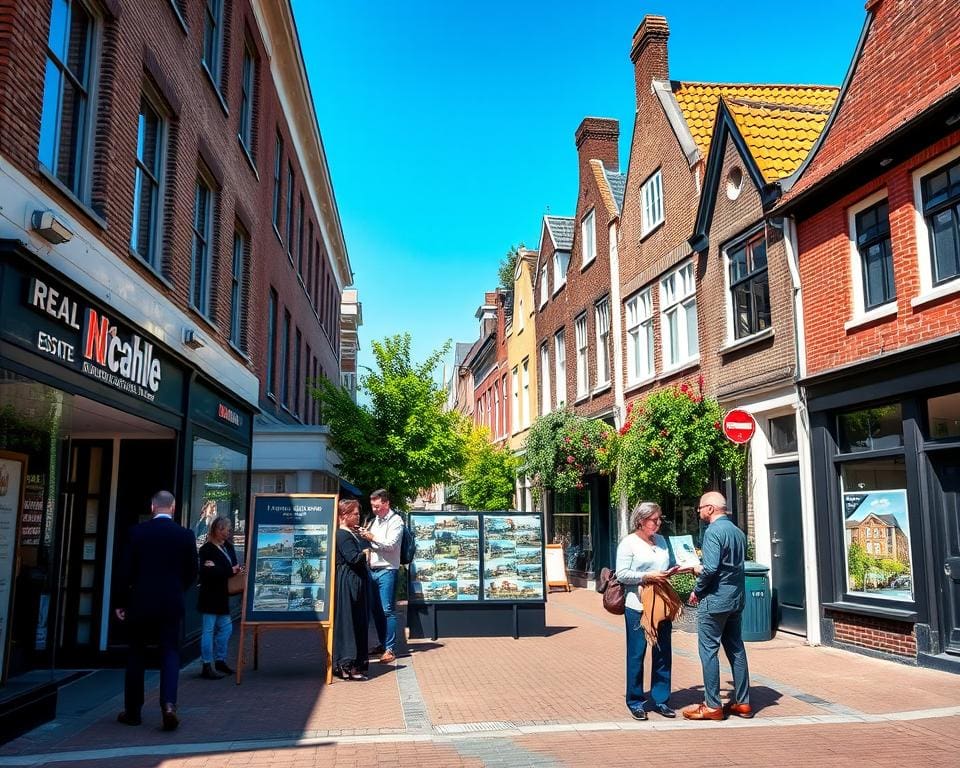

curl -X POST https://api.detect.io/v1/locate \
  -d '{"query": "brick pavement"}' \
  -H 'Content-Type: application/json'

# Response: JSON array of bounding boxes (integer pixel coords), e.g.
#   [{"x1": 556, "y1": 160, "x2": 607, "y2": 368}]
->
[{"x1": 2, "y1": 588, "x2": 960, "y2": 767}]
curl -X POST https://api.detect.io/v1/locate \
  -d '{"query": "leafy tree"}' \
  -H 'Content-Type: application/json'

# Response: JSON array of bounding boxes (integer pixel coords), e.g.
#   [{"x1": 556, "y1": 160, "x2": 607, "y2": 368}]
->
[
  {"x1": 459, "y1": 425, "x2": 518, "y2": 510},
  {"x1": 313, "y1": 334, "x2": 467, "y2": 509},
  {"x1": 498, "y1": 244, "x2": 523, "y2": 289}
]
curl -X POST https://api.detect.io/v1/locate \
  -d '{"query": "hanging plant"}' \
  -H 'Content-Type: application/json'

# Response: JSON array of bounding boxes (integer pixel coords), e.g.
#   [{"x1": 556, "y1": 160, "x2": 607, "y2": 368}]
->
[
  {"x1": 614, "y1": 376, "x2": 745, "y2": 506},
  {"x1": 522, "y1": 407, "x2": 617, "y2": 499}
]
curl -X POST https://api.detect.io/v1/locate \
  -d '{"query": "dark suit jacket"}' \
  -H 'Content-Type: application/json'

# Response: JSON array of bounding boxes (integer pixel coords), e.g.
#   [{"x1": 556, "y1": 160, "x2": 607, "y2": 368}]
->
[
  {"x1": 118, "y1": 515, "x2": 198, "y2": 621},
  {"x1": 692, "y1": 515, "x2": 747, "y2": 614},
  {"x1": 197, "y1": 540, "x2": 238, "y2": 616}
]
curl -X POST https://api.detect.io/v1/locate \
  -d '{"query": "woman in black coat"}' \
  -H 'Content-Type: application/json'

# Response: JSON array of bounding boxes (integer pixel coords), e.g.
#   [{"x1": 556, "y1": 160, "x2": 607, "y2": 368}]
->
[
  {"x1": 197, "y1": 516, "x2": 241, "y2": 680},
  {"x1": 332, "y1": 499, "x2": 370, "y2": 680}
]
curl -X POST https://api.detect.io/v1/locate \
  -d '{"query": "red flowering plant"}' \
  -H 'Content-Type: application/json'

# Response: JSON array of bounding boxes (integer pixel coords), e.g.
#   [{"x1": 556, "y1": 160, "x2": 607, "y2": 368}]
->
[
  {"x1": 522, "y1": 407, "x2": 617, "y2": 500},
  {"x1": 613, "y1": 377, "x2": 745, "y2": 506}
]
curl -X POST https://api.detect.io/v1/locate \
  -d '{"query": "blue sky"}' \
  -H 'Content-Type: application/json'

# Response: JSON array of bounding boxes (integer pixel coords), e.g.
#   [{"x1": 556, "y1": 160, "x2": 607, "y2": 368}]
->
[{"x1": 291, "y1": 1, "x2": 866, "y2": 385}]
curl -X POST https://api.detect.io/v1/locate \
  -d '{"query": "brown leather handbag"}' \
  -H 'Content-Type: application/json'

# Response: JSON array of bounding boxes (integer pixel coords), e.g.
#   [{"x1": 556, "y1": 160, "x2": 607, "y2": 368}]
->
[
  {"x1": 597, "y1": 567, "x2": 625, "y2": 615},
  {"x1": 227, "y1": 570, "x2": 246, "y2": 596}
]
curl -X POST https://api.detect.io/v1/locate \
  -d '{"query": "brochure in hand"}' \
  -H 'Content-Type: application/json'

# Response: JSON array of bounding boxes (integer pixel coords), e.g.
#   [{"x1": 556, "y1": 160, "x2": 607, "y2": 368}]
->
[{"x1": 668, "y1": 535, "x2": 700, "y2": 568}]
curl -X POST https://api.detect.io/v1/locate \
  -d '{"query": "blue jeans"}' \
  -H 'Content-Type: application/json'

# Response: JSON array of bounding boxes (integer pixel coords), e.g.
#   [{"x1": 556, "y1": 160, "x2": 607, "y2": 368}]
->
[
  {"x1": 370, "y1": 568, "x2": 398, "y2": 652},
  {"x1": 200, "y1": 614, "x2": 233, "y2": 663},
  {"x1": 697, "y1": 608, "x2": 750, "y2": 708},
  {"x1": 624, "y1": 606, "x2": 672, "y2": 712}
]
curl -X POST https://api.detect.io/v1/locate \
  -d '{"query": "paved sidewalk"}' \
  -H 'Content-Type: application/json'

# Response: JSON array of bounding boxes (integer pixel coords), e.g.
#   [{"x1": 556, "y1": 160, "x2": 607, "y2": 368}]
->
[{"x1": 2, "y1": 588, "x2": 959, "y2": 767}]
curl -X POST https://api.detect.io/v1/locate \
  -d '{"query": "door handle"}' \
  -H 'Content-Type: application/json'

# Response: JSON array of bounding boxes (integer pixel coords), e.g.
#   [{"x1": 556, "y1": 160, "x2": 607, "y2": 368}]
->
[
  {"x1": 771, "y1": 538, "x2": 782, "y2": 544},
  {"x1": 945, "y1": 557, "x2": 960, "y2": 581}
]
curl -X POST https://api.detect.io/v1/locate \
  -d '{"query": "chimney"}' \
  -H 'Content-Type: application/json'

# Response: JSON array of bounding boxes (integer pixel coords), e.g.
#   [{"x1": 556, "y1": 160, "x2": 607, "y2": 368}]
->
[
  {"x1": 630, "y1": 15, "x2": 669, "y2": 107},
  {"x1": 575, "y1": 117, "x2": 619, "y2": 172}
]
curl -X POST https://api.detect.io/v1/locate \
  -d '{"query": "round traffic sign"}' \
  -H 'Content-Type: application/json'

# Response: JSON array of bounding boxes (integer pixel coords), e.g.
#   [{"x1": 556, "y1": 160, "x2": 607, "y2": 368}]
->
[{"x1": 722, "y1": 409, "x2": 756, "y2": 444}]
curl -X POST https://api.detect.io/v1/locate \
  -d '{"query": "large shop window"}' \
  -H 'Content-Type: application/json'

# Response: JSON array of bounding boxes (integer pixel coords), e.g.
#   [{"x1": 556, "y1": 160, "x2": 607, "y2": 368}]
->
[
  {"x1": 552, "y1": 489, "x2": 592, "y2": 574},
  {"x1": 927, "y1": 392, "x2": 960, "y2": 439},
  {"x1": 190, "y1": 437, "x2": 248, "y2": 562},
  {"x1": 839, "y1": 458, "x2": 913, "y2": 601}
]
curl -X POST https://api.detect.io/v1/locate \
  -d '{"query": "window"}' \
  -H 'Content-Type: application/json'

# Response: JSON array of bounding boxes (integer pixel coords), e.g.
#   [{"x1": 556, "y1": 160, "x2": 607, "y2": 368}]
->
[
  {"x1": 539, "y1": 343, "x2": 551, "y2": 416},
  {"x1": 307, "y1": 222, "x2": 314, "y2": 297},
  {"x1": 660, "y1": 262, "x2": 698, "y2": 368},
  {"x1": 539, "y1": 267, "x2": 548, "y2": 308},
  {"x1": 297, "y1": 194, "x2": 305, "y2": 275},
  {"x1": 727, "y1": 232, "x2": 770, "y2": 339},
  {"x1": 202, "y1": 0, "x2": 224, "y2": 89},
  {"x1": 272, "y1": 133, "x2": 283, "y2": 232},
  {"x1": 854, "y1": 201, "x2": 895, "y2": 310},
  {"x1": 239, "y1": 44, "x2": 256, "y2": 156},
  {"x1": 920, "y1": 156, "x2": 960, "y2": 285},
  {"x1": 575, "y1": 314, "x2": 588, "y2": 398},
  {"x1": 304, "y1": 344, "x2": 312, "y2": 422},
  {"x1": 285, "y1": 163, "x2": 295, "y2": 258},
  {"x1": 266, "y1": 289, "x2": 277, "y2": 396},
  {"x1": 837, "y1": 404, "x2": 903, "y2": 453},
  {"x1": 131, "y1": 95, "x2": 164, "y2": 268},
  {"x1": 768, "y1": 414, "x2": 797, "y2": 455},
  {"x1": 594, "y1": 298, "x2": 610, "y2": 387},
  {"x1": 280, "y1": 310, "x2": 291, "y2": 407},
  {"x1": 190, "y1": 176, "x2": 214, "y2": 317},
  {"x1": 39, "y1": 0, "x2": 97, "y2": 198},
  {"x1": 294, "y1": 328, "x2": 302, "y2": 416},
  {"x1": 517, "y1": 298, "x2": 524, "y2": 332},
  {"x1": 230, "y1": 229, "x2": 248, "y2": 350},
  {"x1": 581, "y1": 209, "x2": 596, "y2": 267},
  {"x1": 626, "y1": 289, "x2": 654, "y2": 383},
  {"x1": 928, "y1": 392, "x2": 960, "y2": 439},
  {"x1": 554, "y1": 330, "x2": 566, "y2": 407},
  {"x1": 493, "y1": 381, "x2": 500, "y2": 437},
  {"x1": 553, "y1": 251, "x2": 570, "y2": 291},
  {"x1": 521, "y1": 358, "x2": 530, "y2": 428},
  {"x1": 641, "y1": 169, "x2": 664, "y2": 236},
  {"x1": 511, "y1": 367, "x2": 519, "y2": 434}
]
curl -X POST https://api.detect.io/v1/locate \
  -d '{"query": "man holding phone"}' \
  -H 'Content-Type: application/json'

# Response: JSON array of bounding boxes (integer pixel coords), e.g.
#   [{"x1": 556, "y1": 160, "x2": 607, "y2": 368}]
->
[{"x1": 355, "y1": 489, "x2": 403, "y2": 663}]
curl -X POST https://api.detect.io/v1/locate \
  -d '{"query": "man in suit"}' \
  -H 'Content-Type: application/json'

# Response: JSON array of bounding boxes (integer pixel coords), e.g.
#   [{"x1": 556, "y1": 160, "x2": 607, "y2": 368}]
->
[
  {"x1": 682, "y1": 490, "x2": 752, "y2": 721},
  {"x1": 115, "y1": 490, "x2": 198, "y2": 731}
]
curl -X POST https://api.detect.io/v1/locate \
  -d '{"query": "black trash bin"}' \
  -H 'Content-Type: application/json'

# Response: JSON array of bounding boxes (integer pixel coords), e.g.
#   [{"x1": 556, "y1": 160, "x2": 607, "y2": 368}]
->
[{"x1": 742, "y1": 561, "x2": 772, "y2": 642}]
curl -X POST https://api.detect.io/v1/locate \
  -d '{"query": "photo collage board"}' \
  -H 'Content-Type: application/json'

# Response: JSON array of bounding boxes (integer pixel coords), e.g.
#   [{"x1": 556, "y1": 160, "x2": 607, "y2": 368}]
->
[
  {"x1": 244, "y1": 494, "x2": 336, "y2": 623},
  {"x1": 408, "y1": 513, "x2": 544, "y2": 603}
]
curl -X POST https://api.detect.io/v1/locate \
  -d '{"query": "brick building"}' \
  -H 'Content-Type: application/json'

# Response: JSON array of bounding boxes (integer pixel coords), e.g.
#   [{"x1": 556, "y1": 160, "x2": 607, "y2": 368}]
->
[
  {"x1": 464, "y1": 290, "x2": 511, "y2": 446},
  {"x1": 777, "y1": 0, "x2": 960, "y2": 670},
  {"x1": 0, "y1": 0, "x2": 351, "y2": 728}
]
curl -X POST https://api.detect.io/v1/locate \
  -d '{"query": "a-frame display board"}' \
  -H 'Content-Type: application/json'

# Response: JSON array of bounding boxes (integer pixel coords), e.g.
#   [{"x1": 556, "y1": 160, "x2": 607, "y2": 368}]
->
[{"x1": 236, "y1": 493, "x2": 338, "y2": 684}]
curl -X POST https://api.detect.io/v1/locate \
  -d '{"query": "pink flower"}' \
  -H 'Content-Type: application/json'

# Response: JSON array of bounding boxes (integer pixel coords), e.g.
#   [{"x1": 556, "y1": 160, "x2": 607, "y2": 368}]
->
[
  {"x1": 680, "y1": 383, "x2": 689, "y2": 393},
  {"x1": 566, "y1": 455, "x2": 575, "y2": 463}
]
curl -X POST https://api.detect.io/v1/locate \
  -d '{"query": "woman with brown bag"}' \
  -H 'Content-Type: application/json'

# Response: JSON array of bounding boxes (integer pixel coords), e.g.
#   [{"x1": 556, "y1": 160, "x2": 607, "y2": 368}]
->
[
  {"x1": 197, "y1": 516, "x2": 240, "y2": 680},
  {"x1": 615, "y1": 501, "x2": 686, "y2": 721}
]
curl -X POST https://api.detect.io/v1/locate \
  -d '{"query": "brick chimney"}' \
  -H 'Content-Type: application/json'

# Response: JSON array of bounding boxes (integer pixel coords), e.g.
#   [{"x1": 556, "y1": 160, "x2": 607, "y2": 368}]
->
[
  {"x1": 630, "y1": 15, "x2": 669, "y2": 107},
  {"x1": 574, "y1": 117, "x2": 619, "y2": 172}
]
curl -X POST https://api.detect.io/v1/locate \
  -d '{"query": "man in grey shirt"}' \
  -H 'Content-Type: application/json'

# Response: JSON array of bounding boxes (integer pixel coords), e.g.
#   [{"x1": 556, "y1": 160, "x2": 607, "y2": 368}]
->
[{"x1": 683, "y1": 491, "x2": 752, "y2": 721}]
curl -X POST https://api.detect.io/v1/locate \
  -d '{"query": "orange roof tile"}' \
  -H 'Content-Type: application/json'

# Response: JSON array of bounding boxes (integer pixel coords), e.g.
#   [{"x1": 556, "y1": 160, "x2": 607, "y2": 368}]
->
[
  {"x1": 673, "y1": 83, "x2": 839, "y2": 167},
  {"x1": 724, "y1": 96, "x2": 837, "y2": 181}
]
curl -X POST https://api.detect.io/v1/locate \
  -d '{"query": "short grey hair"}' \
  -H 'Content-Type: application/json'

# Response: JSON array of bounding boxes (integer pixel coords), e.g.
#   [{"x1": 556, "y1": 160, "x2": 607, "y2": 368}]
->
[{"x1": 630, "y1": 501, "x2": 661, "y2": 531}]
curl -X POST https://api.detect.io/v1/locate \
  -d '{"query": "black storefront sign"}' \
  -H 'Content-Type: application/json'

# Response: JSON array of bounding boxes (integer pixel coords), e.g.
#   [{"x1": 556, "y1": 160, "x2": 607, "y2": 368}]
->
[{"x1": 0, "y1": 256, "x2": 183, "y2": 412}]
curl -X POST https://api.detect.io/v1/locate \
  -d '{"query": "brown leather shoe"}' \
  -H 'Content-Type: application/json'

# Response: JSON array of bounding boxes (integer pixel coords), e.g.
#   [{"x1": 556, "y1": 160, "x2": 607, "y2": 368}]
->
[
  {"x1": 379, "y1": 649, "x2": 396, "y2": 663},
  {"x1": 726, "y1": 702, "x2": 754, "y2": 718},
  {"x1": 161, "y1": 703, "x2": 179, "y2": 731},
  {"x1": 116, "y1": 710, "x2": 141, "y2": 726},
  {"x1": 682, "y1": 703, "x2": 726, "y2": 721}
]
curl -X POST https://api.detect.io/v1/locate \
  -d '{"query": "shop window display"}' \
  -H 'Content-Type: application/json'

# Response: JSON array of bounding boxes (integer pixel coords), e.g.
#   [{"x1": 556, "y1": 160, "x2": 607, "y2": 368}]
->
[
  {"x1": 552, "y1": 489, "x2": 592, "y2": 574},
  {"x1": 190, "y1": 437, "x2": 248, "y2": 561}
]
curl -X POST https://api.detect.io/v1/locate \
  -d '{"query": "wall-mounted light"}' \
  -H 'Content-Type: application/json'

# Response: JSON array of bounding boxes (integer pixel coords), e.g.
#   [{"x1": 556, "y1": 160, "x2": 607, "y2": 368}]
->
[
  {"x1": 31, "y1": 210, "x2": 74, "y2": 244},
  {"x1": 182, "y1": 328, "x2": 206, "y2": 350},
  {"x1": 946, "y1": 112, "x2": 960, "y2": 127},
  {"x1": 879, "y1": 157, "x2": 893, "y2": 168}
]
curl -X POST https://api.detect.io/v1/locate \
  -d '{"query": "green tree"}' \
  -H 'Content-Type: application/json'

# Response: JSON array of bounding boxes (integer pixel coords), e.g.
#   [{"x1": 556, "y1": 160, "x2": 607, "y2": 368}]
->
[
  {"x1": 459, "y1": 425, "x2": 518, "y2": 510},
  {"x1": 498, "y1": 244, "x2": 523, "y2": 289},
  {"x1": 847, "y1": 542, "x2": 870, "y2": 590},
  {"x1": 312, "y1": 334, "x2": 467, "y2": 508}
]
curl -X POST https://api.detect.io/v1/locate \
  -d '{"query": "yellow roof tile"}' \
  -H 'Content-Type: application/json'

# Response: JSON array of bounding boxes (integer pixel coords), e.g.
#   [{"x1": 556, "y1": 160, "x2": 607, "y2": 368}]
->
[{"x1": 673, "y1": 83, "x2": 839, "y2": 180}]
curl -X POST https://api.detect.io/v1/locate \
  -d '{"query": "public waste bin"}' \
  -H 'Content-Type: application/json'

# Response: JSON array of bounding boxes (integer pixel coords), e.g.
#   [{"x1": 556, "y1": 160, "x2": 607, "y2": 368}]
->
[{"x1": 742, "y1": 561, "x2": 772, "y2": 642}]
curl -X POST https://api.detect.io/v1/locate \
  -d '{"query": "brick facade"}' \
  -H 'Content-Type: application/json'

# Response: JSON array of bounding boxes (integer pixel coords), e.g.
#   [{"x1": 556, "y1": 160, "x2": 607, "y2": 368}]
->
[{"x1": 828, "y1": 611, "x2": 917, "y2": 659}]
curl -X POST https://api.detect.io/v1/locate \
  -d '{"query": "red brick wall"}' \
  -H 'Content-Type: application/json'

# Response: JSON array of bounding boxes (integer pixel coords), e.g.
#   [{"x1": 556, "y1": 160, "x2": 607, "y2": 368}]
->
[
  {"x1": 797, "y1": 130, "x2": 960, "y2": 377},
  {"x1": 829, "y1": 611, "x2": 917, "y2": 659},
  {"x1": 0, "y1": 1, "x2": 339, "y2": 420}
]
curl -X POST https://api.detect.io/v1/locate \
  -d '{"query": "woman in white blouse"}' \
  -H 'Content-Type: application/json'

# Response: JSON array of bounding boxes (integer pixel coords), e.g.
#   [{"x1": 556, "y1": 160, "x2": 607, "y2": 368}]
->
[{"x1": 615, "y1": 501, "x2": 679, "y2": 720}]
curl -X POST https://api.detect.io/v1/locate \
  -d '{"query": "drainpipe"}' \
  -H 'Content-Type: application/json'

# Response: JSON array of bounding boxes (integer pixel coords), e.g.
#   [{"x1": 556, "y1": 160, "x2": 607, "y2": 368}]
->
[{"x1": 608, "y1": 220, "x2": 630, "y2": 541}]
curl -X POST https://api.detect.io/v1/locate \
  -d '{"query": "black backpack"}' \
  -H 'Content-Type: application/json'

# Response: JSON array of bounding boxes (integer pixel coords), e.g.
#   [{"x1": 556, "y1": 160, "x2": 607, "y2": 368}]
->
[{"x1": 400, "y1": 521, "x2": 416, "y2": 565}]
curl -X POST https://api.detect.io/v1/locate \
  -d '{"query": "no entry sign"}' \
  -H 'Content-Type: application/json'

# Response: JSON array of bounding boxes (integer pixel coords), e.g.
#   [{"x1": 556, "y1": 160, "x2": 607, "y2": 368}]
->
[{"x1": 722, "y1": 409, "x2": 756, "y2": 444}]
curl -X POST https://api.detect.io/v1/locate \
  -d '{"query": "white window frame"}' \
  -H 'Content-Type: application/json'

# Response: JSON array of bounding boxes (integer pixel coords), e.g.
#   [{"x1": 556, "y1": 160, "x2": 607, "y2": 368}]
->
[
  {"x1": 539, "y1": 266, "x2": 549, "y2": 308},
  {"x1": 511, "y1": 367, "x2": 520, "y2": 435},
  {"x1": 553, "y1": 250, "x2": 570, "y2": 293},
  {"x1": 581, "y1": 209, "x2": 597, "y2": 268},
  {"x1": 625, "y1": 289, "x2": 654, "y2": 384},
  {"x1": 575, "y1": 314, "x2": 589, "y2": 398},
  {"x1": 130, "y1": 91, "x2": 166, "y2": 270},
  {"x1": 846, "y1": 189, "x2": 898, "y2": 327},
  {"x1": 641, "y1": 169, "x2": 664, "y2": 237},
  {"x1": 540, "y1": 343, "x2": 551, "y2": 415},
  {"x1": 521, "y1": 358, "x2": 530, "y2": 428},
  {"x1": 594, "y1": 298, "x2": 610, "y2": 388},
  {"x1": 660, "y1": 261, "x2": 698, "y2": 370},
  {"x1": 554, "y1": 330, "x2": 566, "y2": 407},
  {"x1": 912, "y1": 143, "x2": 960, "y2": 308}
]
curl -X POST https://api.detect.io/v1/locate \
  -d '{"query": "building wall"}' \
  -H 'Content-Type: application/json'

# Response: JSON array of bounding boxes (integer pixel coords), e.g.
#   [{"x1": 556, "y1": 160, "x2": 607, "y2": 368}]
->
[{"x1": 507, "y1": 253, "x2": 538, "y2": 452}]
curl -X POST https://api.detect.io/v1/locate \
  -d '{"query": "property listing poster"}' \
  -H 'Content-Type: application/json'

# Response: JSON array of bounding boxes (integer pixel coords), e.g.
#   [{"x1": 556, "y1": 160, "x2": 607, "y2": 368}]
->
[
  {"x1": 409, "y1": 514, "x2": 481, "y2": 601},
  {"x1": 483, "y1": 514, "x2": 544, "y2": 601},
  {"x1": 245, "y1": 495, "x2": 336, "y2": 622}
]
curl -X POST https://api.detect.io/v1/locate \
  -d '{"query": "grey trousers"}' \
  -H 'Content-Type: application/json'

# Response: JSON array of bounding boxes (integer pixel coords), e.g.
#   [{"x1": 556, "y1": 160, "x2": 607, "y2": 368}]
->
[{"x1": 697, "y1": 608, "x2": 750, "y2": 708}]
